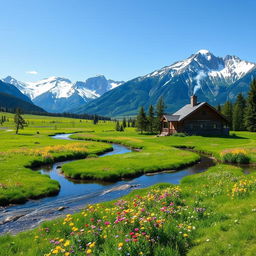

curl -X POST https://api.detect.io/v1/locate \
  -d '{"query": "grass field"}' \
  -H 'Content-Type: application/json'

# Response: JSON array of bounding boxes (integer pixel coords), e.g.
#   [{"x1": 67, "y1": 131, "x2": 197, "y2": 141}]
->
[
  {"x1": 0, "y1": 113, "x2": 114, "y2": 205},
  {"x1": 61, "y1": 130, "x2": 256, "y2": 181},
  {"x1": 1, "y1": 112, "x2": 256, "y2": 255}
]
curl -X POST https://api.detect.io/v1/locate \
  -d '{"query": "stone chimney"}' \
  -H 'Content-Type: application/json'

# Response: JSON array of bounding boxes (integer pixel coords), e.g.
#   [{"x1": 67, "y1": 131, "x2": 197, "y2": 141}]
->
[{"x1": 191, "y1": 95, "x2": 197, "y2": 107}]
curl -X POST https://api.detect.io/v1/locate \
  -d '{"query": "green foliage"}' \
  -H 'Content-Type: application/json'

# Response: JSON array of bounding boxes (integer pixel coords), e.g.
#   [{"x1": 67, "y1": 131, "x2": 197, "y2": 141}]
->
[
  {"x1": 221, "y1": 101, "x2": 233, "y2": 125},
  {"x1": 156, "y1": 97, "x2": 165, "y2": 133},
  {"x1": 245, "y1": 79, "x2": 256, "y2": 132},
  {"x1": 222, "y1": 152, "x2": 250, "y2": 164},
  {"x1": 122, "y1": 118, "x2": 127, "y2": 128},
  {"x1": 115, "y1": 121, "x2": 125, "y2": 132},
  {"x1": 233, "y1": 93, "x2": 246, "y2": 131},
  {"x1": 93, "y1": 114, "x2": 99, "y2": 125},
  {"x1": 147, "y1": 105, "x2": 155, "y2": 133},
  {"x1": 14, "y1": 108, "x2": 27, "y2": 134},
  {"x1": 136, "y1": 106, "x2": 148, "y2": 134}
]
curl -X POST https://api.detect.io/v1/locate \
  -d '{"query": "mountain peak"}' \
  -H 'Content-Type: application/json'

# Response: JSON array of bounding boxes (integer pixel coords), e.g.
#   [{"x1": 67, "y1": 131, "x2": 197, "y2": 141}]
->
[
  {"x1": 196, "y1": 49, "x2": 211, "y2": 55},
  {"x1": 3, "y1": 76, "x2": 18, "y2": 84}
]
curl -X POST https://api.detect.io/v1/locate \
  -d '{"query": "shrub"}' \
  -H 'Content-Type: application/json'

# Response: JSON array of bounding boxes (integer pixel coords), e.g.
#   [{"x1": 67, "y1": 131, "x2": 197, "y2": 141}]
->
[{"x1": 222, "y1": 152, "x2": 250, "y2": 164}]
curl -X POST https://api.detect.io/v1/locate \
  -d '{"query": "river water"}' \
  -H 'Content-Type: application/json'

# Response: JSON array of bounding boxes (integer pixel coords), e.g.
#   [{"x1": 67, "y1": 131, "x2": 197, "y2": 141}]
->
[{"x1": 0, "y1": 134, "x2": 215, "y2": 235}]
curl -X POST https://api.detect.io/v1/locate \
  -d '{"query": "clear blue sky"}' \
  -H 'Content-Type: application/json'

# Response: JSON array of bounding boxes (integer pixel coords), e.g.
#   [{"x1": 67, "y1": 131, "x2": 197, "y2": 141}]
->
[{"x1": 0, "y1": 0, "x2": 255, "y2": 82}]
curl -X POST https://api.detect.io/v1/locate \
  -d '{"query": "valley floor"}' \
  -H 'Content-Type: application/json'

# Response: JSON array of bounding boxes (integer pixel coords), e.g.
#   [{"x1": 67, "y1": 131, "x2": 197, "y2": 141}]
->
[{"x1": 1, "y1": 112, "x2": 256, "y2": 255}]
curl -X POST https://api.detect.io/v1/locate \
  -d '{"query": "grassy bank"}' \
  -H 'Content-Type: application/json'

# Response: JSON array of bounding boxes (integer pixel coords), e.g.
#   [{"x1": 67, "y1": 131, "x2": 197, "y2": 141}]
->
[
  {"x1": 0, "y1": 113, "x2": 114, "y2": 206},
  {"x1": 61, "y1": 131, "x2": 256, "y2": 181},
  {"x1": 1, "y1": 164, "x2": 256, "y2": 255},
  {"x1": 62, "y1": 134, "x2": 199, "y2": 181}
]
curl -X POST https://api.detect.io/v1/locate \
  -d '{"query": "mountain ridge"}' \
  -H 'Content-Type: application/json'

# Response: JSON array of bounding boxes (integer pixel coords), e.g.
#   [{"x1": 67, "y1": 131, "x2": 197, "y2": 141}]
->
[
  {"x1": 74, "y1": 50, "x2": 256, "y2": 117},
  {"x1": 2, "y1": 75, "x2": 124, "y2": 113}
]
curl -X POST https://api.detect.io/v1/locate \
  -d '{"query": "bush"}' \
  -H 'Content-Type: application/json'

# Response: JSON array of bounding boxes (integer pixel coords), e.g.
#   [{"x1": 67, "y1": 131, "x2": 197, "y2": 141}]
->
[{"x1": 222, "y1": 152, "x2": 250, "y2": 164}]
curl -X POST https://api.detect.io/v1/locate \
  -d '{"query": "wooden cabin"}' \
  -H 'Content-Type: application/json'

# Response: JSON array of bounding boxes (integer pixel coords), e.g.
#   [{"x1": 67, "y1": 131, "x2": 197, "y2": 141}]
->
[{"x1": 161, "y1": 95, "x2": 229, "y2": 136}]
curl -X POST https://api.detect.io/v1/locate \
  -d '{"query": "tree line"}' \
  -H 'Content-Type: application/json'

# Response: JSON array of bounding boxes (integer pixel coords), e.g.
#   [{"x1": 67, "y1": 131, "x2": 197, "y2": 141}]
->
[
  {"x1": 0, "y1": 107, "x2": 111, "y2": 122},
  {"x1": 219, "y1": 79, "x2": 256, "y2": 132},
  {"x1": 115, "y1": 118, "x2": 136, "y2": 131},
  {"x1": 136, "y1": 97, "x2": 165, "y2": 134}
]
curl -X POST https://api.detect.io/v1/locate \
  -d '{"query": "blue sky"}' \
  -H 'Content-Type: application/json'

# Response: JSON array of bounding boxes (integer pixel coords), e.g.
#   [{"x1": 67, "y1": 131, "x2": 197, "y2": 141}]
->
[{"x1": 0, "y1": 0, "x2": 255, "y2": 82}]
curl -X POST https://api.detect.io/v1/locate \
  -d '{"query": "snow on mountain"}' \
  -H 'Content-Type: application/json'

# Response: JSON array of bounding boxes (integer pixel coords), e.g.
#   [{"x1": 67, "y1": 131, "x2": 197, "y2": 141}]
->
[
  {"x1": 147, "y1": 50, "x2": 255, "y2": 81},
  {"x1": 108, "y1": 79, "x2": 124, "y2": 90},
  {"x1": 3, "y1": 75, "x2": 123, "y2": 113},
  {"x1": 77, "y1": 50, "x2": 256, "y2": 117}
]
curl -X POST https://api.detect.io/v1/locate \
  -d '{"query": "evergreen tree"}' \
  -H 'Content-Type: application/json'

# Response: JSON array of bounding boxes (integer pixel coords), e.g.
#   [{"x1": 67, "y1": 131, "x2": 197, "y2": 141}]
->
[
  {"x1": 147, "y1": 105, "x2": 155, "y2": 133},
  {"x1": 136, "y1": 107, "x2": 147, "y2": 134},
  {"x1": 122, "y1": 118, "x2": 127, "y2": 128},
  {"x1": 115, "y1": 121, "x2": 120, "y2": 131},
  {"x1": 233, "y1": 93, "x2": 246, "y2": 131},
  {"x1": 222, "y1": 101, "x2": 233, "y2": 127},
  {"x1": 245, "y1": 79, "x2": 256, "y2": 132},
  {"x1": 217, "y1": 104, "x2": 221, "y2": 113},
  {"x1": 119, "y1": 124, "x2": 124, "y2": 132},
  {"x1": 93, "y1": 115, "x2": 99, "y2": 125},
  {"x1": 155, "y1": 97, "x2": 165, "y2": 133},
  {"x1": 14, "y1": 109, "x2": 26, "y2": 134}
]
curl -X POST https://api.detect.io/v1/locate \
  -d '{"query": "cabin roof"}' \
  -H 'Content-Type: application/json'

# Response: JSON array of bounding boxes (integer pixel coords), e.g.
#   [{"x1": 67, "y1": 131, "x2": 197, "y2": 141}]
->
[
  {"x1": 173, "y1": 102, "x2": 206, "y2": 121},
  {"x1": 163, "y1": 115, "x2": 180, "y2": 121},
  {"x1": 163, "y1": 102, "x2": 228, "y2": 122}
]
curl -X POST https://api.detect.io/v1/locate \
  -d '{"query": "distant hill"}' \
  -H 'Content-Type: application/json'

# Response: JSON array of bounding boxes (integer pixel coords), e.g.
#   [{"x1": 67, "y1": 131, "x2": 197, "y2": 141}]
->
[
  {"x1": 0, "y1": 80, "x2": 32, "y2": 103},
  {"x1": 0, "y1": 92, "x2": 46, "y2": 114},
  {"x1": 74, "y1": 50, "x2": 256, "y2": 117}
]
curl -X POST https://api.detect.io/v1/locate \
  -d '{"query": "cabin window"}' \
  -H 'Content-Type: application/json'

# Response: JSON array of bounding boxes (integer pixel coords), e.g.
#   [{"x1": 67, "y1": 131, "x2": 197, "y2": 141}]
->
[{"x1": 213, "y1": 123, "x2": 217, "y2": 129}]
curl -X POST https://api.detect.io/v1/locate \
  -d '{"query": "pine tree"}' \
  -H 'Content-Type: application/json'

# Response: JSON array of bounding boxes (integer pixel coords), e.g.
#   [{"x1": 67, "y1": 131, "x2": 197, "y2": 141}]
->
[
  {"x1": 147, "y1": 105, "x2": 155, "y2": 133},
  {"x1": 222, "y1": 101, "x2": 233, "y2": 127},
  {"x1": 119, "y1": 124, "x2": 124, "y2": 132},
  {"x1": 245, "y1": 79, "x2": 256, "y2": 132},
  {"x1": 233, "y1": 93, "x2": 246, "y2": 131},
  {"x1": 122, "y1": 118, "x2": 127, "y2": 128},
  {"x1": 93, "y1": 115, "x2": 99, "y2": 125},
  {"x1": 115, "y1": 121, "x2": 120, "y2": 131},
  {"x1": 136, "y1": 107, "x2": 147, "y2": 134},
  {"x1": 155, "y1": 97, "x2": 165, "y2": 133},
  {"x1": 14, "y1": 109, "x2": 26, "y2": 134}
]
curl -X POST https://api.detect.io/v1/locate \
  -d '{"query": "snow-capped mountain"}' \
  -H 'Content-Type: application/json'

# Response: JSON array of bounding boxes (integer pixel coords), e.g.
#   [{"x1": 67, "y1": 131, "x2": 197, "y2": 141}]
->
[
  {"x1": 2, "y1": 75, "x2": 124, "y2": 113},
  {"x1": 75, "y1": 50, "x2": 256, "y2": 117}
]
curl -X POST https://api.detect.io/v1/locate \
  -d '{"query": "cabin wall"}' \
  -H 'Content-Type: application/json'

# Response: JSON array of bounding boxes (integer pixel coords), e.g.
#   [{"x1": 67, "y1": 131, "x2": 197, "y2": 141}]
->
[{"x1": 180, "y1": 105, "x2": 229, "y2": 135}]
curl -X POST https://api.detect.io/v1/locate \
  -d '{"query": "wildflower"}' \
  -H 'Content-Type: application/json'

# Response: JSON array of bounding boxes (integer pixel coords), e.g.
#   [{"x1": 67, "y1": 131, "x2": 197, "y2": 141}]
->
[
  {"x1": 86, "y1": 249, "x2": 92, "y2": 254},
  {"x1": 89, "y1": 242, "x2": 96, "y2": 248},
  {"x1": 64, "y1": 240, "x2": 70, "y2": 247},
  {"x1": 118, "y1": 242, "x2": 124, "y2": 247}
]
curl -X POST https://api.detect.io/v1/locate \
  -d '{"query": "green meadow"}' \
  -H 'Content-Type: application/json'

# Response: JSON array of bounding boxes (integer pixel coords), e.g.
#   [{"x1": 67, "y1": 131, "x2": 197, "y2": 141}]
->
[
  {"x1": 1, "y1": 112, "x2": 256, "y2": 255},
  {"x1": 1, "y1": 165, "x2": 256, "y2": 256}
]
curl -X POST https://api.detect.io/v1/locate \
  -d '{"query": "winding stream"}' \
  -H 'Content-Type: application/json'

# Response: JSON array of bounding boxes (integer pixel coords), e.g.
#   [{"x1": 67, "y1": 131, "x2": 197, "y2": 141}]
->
[{"x1": 0, "y1": 134, "x2": 215, "y2": 235}]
